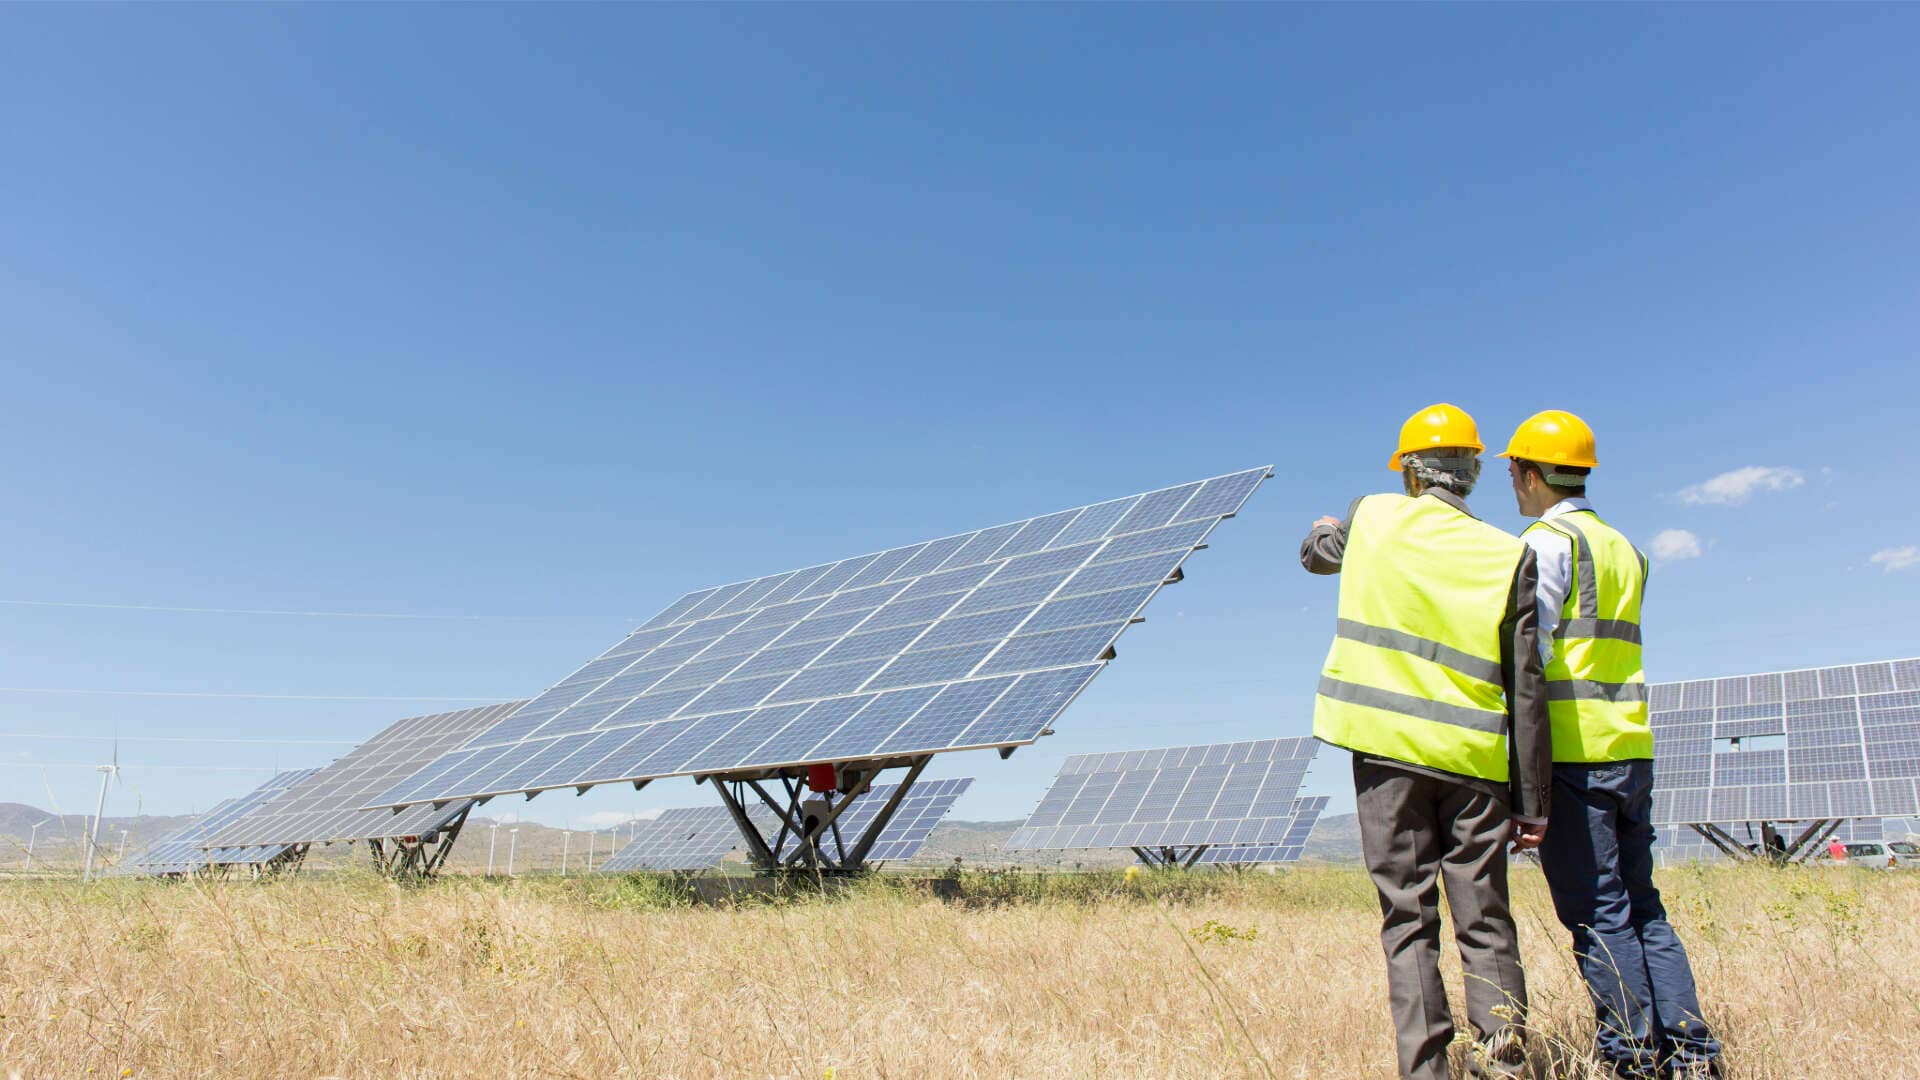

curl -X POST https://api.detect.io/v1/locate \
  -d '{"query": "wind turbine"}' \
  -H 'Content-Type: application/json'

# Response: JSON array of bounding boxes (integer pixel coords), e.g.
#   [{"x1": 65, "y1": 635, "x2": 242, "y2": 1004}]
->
[{"x1": 82, "y1": 739, "x2": 120, "y2": 883}]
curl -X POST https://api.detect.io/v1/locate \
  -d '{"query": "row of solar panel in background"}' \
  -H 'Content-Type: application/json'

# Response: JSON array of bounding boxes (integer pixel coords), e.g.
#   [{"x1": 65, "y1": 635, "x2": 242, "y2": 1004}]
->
[
  {"x1": 374, "y1": 665, "x2": 1098, "y2": 807},
  {"x1": 1650, "y1": 779, "x2": 1920, "y2": 825},
  {"x1": 1189, "y1": 796, "x2": 1330, "y2": 865},
  {"x1": 121, "y1": 768, "x2": 316, "y2": 876},
  {"x1": 1006, "y1": 737, "x2": 1317, "y2": 850},
  {"x1": 596, "y1": 778, "x2": 974, "y2": 872},
  {"x1": 1650, "y1": 658, "x2": 1920, "y2": 711},
  {"x1": 204, "y1": 702, "x2": 522, "y2": 849},
  {"x1": 370, "y1": 468, "x2": 1268, "y2": 809}
]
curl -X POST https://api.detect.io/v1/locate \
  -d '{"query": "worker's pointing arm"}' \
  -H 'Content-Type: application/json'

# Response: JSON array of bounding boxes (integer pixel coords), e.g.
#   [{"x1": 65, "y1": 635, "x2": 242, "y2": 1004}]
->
[{"x1": 1301, "y1": 498, "x2": 1364, "y2": 575}]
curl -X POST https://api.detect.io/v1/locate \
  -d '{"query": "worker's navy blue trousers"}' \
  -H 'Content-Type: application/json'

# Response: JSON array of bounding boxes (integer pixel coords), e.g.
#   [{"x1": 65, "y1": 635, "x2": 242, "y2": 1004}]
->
[{"x1": 1537, "y1": 760, "x2": 1720, "y2": 1075}]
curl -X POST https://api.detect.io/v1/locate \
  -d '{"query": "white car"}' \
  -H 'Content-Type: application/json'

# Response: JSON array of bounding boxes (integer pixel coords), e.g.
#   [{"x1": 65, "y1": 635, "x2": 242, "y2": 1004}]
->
[{"x1": 1834, "y1": 841, "x2": 1920, "y2": 869}]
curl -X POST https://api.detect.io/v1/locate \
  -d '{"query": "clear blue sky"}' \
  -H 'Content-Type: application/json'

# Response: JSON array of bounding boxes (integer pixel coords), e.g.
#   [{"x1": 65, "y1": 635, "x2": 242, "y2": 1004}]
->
[{"x1": 3, "y1": 5, "x2": 1916, "y2": 832}]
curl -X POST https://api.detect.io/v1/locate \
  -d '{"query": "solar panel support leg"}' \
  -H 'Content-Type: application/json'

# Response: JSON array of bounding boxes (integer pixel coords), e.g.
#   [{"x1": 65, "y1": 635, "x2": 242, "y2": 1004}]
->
[
  {"x1": 715, "y1": 780, "x2": 781, "y2": 871},
  {"x1": 1786, "y1": 819, "x2": 1841, "y2": 864},
  {"x1": 1181, "y1": 846, "x2": 1208, "y2": 870},
  {"x1": 843, "y1": 755, "x2": 931, "y2": 869},
  {"x1": 780, "y1": 772, "x2": 876, "y2": 870},
  {"x1": 1691, "y1": 823, "x2": 1751, "y2": 861}
]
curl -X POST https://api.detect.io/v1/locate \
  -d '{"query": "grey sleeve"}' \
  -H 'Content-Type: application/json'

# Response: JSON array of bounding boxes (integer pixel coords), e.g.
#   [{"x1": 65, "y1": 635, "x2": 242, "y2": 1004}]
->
[
  {"x1": 1300, "y1": 496, "x2": 1365, "y2": 575},
  {"x1": 1503, "y1": 547, "x2": 1553, "y2": 821}
]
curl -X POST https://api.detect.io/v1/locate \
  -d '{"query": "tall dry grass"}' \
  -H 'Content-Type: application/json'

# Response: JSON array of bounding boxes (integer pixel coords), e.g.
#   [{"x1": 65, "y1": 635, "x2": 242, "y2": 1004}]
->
[{"x1": 1, "y1": 864, "x2": 1914, "y2": 1078}]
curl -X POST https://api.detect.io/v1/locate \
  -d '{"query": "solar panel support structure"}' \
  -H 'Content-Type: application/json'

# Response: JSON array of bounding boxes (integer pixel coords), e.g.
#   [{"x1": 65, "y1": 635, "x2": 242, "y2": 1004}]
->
[
  {"x1": 1132, "y1": 845, "x2": 1209, "y2": 870},
  {"x1": 366, "y1": 803, "x2": 474, "y2": 879},
  {"x1": 705, "y1": 755, "x2": 933, "y2": 873},
  {"x1": 1689, "y1": 819, "x2": 1840, "y2": 865}
]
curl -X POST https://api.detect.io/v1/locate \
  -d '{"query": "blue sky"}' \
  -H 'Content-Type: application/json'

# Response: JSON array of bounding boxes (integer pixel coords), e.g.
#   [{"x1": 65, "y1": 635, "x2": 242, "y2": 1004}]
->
[{"x1": 2, "y1": 6, "x2": 1916, "y2": 833}]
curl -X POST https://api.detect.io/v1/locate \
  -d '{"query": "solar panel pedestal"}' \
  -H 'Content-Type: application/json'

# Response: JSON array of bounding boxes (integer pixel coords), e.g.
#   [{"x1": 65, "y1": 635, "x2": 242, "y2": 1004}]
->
[
  {"x1": 706, "y1": 755, "x2": 934, "y2": 873},
  {"x1": 1131, "y1": 845, "x2": 1209, "y2": 870},
  {"x1": 366, "y1": 804, "x2": 472, "y2": 879},
  {"x1": 1690, "y1": 819, "x2": 1841, "y2": 865}
]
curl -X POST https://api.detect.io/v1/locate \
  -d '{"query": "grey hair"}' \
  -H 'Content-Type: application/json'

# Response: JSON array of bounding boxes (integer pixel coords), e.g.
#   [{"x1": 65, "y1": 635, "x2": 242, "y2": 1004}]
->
[{"x1": 1401, "y1": 448, "x2": 1481, "y2": 497}]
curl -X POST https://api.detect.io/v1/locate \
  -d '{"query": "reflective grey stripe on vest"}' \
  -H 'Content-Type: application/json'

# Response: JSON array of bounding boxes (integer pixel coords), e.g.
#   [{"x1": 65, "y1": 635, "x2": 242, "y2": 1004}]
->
[
  {"x1": 1542, "y1": 515, "x2": 1599, "y2": 619},
  {"x1": 1317, "y1": 676, "x2": 1508, "y2": 735},
  {"x1": 1335, "y1": 618, "x2": 1504, "y2": 685},
  {"x1": 1545, "y1": 679, "x2": 1649, "y2": 704},
  {"x1": 1554, "y1": 618, "x2": 1643, "y2": 644}
]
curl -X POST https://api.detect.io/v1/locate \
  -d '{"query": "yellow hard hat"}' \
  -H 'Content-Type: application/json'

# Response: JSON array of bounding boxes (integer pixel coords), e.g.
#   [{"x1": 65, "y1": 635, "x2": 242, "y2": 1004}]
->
[
  {"x1": 1389, "y1": 402, "x2": 1484, "y2": 471},
  {"x1": 1498, "y1": 409, "x2": 1598, "y2": 469}
]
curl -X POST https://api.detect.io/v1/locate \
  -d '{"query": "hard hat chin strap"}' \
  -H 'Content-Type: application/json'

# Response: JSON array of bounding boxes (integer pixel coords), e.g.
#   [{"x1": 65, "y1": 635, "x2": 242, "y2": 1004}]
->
[{"x1": 1402, "y1": 450, "x2": 1480, "y2": 498}]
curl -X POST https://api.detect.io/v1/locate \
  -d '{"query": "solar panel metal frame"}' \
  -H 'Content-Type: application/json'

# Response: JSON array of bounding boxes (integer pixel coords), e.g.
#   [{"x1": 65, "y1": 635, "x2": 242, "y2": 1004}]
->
[
  {"x1": 598, "y1": 777, "x2": 974, "y2": 871},
  {"x1": 1650, "y1": 656, "x2": 1920, "y2": 827},
  {"x1": 122, "y1": 768, "x2": 320, "y2": 876},
  {"x1": 369, "y1": 468, "x2": 1271, "y2": 811},
  {"x1": 204, "y1": 701, "x2": 526, "y2": 848},
  {"x1": 1005, "y1": 736, "x2": 1320, "y2": 851}
]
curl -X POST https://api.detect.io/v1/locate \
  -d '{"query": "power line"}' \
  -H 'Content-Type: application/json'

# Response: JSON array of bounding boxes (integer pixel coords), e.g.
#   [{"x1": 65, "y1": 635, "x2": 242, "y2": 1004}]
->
[
  {"x1": 0, "y1": 732, "x2": 358, "y2": 746},
  {"x1": 1, "y1": 762, "x2": 284, "y2": 773},
  {"x1": 0, "y1": 687, "x2": 502, "y2": 703},
  {"x1": 0, "y1": 598, "x2": 639, "y2": 621}
]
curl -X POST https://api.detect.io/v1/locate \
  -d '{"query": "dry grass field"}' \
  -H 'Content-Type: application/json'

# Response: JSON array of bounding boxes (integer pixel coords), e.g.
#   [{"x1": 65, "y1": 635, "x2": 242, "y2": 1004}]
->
[{"x1": 1, "y1": 864, "x2": 1914, "y2": 1078}]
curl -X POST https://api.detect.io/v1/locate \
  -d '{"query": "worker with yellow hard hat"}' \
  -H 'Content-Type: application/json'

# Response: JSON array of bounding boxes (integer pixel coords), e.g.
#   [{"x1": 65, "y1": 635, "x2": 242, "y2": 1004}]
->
[
  {"x1": 1302, "y1": 403, "x2": 1551, "y2": 1080},
  {"x1": 1500, "y1": 411, "x2": 1721, "y2": 1079}
]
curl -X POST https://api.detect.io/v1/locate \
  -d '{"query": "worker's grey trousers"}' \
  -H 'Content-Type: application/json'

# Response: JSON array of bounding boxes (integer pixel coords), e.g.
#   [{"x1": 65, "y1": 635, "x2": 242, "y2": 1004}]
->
[{"x1": 1355, "y1": 759, "x2": 1529, "y2": 1080}]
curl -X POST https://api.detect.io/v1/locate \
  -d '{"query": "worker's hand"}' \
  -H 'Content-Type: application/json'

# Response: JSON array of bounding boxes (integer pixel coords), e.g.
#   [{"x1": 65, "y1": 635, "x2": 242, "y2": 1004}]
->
[
  {"x1": 1509, "y1": 818, "x2": 1547, "y2": 853},
  {"x1": 1313, "y1": 515, "x2": 1340, "y2": 529}
]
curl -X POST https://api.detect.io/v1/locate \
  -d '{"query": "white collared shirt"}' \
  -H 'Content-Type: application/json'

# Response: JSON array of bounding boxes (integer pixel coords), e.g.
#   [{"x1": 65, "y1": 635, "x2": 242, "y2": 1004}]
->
[{"x1": 1521, "y1": 497, "x2": 1594, "y2": 665}]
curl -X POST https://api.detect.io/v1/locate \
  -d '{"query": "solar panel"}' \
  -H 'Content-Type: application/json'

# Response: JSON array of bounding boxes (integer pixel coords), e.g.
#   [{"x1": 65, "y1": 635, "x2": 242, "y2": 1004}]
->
[
  {"x1": 369, "y1": 468, "x2": 1269, "y2": 811},
  {"x1": 598, "y1": 777, "x2": 974, "y2": 871},
  {"x1": 598, "y1": 806, "x2": 766, "y2": 872},
  {"x1": 1005, "y1": 737, "x2": 1319, "y2": 851},
  {"x1": 203, "y1": 701, "x2": 525, "y2": 848},
  {"x1": 1650, "y1": 656, "x2": 1920, "y2": 826},
  {"x1": 1191, "y1": 796, "x2": 1328, "y2": 865},
  {"x1": 121, "y1": 768, "x2": 319, "y2": 876}
]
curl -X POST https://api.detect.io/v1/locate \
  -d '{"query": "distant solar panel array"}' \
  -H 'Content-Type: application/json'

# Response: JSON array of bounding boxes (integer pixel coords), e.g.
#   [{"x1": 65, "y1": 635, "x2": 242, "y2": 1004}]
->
[
  {"x1": 206, "y1": 702, "x2": 524, "y2": 848},
  {"x1": 122, "y1": 768, "x2": 318, "y2": 876},
  {"x1": 599, "y1": 778, "x2": 973, "y2": 871},
  {"x1": 1650, "y1": 657, "x2": 1920, "y2": 826},
  {"x1": 1007, "y1": 737, "x2": 1319, "y2": 853},
  {"x1": 370, "y1": 468, "x2": 1271, "y2": 811}
]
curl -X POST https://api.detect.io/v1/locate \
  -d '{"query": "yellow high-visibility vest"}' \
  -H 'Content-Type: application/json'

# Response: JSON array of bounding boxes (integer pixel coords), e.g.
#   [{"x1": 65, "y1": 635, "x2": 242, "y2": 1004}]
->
[
  {"x1": 1527, "y1": 510, "x2": 1653, "y2": 762},
  {"x1": 1314, "y1": 493, "x2": 1525, "y2": 782}
]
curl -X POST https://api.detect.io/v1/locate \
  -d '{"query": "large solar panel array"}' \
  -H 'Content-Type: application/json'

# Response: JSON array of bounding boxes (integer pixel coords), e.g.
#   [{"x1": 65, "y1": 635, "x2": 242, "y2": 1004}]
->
[
  {"x1": 205, "y1": 701, "x2": 524, "y2": 848},
  {"x1": 372, "y1": 468, "x2": 1269, "y2": 810},
  {"x1": 121, "y1": 769, "x2": 319, "y2": 876},
  {"x1": 599, "y1": 777, "x2": 974, "y2": 871},
  {"x1": 1193, "y1": 796, "x2": 1329, "y2": 865},
  {"x1": 1005, "y1": 737, "x2": 1319, "y2": 851},
  {"x1": 1650, "y1": 657, "x2": 1920, "y2": 826}
]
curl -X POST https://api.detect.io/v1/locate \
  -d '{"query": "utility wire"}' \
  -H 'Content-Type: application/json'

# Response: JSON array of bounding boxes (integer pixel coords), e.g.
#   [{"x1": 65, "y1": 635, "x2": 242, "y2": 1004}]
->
[
  {"x1": 0, "y1": 598, "x2": 638, "y2": 621},
  {"x1": 0, "y1": 687, "x2": 502, "y2": 702},
  {"x1": 0, "y1": 732, "x2": 358, "y2": 746},
  {"x1": 1, "y1": 762, "x2": 284, "y2": 773}
]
